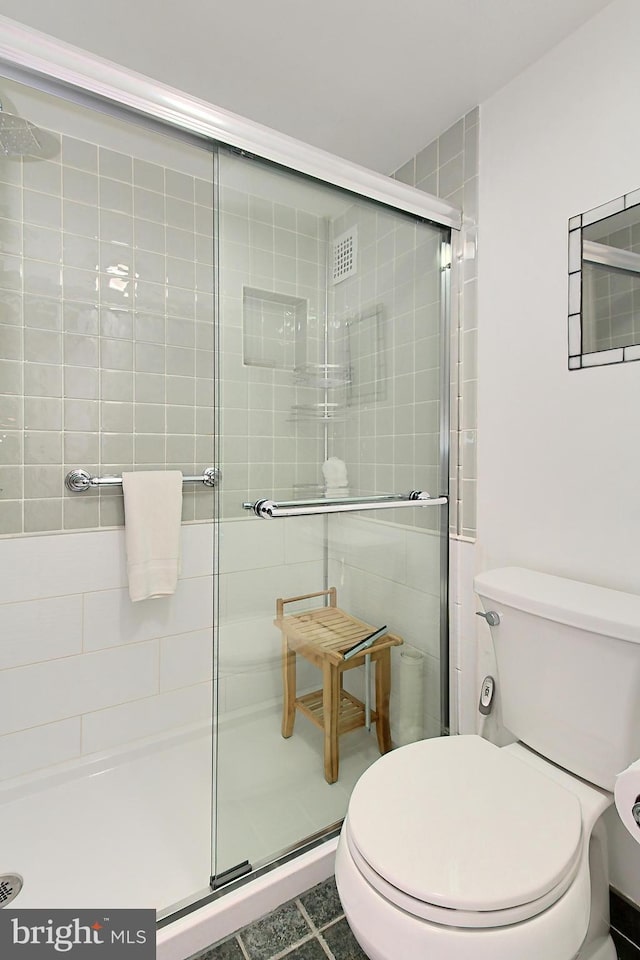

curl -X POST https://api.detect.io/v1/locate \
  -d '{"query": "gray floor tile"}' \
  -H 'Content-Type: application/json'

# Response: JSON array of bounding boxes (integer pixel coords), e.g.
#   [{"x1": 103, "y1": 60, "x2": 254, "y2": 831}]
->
[
  {"x1": 299, "y1": 878, "x2": 344, "y2": 929},
  {"x1": 321, "y1": 918, "x2": 369, "y2": 960},
  {"x1": 193, "y1": 936, "x2": 245, "y2": 960},
  {"x1": 240, "y1": 901, "x2": 311, "y2": 960},
  {"x1": 283, "y1": 939, "x2": 329, "y2": 960}
]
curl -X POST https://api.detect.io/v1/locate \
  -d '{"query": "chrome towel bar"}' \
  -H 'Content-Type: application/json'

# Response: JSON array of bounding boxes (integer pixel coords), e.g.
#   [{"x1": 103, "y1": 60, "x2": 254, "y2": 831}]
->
[
  {"x1": 243, "y1": 491, "x2": 447, "y2": 518},
  {"x1": 65, "y1": 467, "x2": 221, "y2": 493}
]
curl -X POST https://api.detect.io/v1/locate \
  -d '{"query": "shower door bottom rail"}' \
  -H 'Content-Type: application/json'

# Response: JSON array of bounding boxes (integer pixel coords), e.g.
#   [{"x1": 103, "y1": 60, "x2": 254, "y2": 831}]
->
[{"x1": 242, "y1": 491, "x2": 447, "y2": 519}]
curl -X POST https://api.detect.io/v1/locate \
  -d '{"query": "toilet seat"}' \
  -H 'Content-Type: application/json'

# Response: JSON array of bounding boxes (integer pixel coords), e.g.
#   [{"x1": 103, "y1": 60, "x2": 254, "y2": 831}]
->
[{"x1": 345, "y1": 735, "x2": 584, "y2": 928}]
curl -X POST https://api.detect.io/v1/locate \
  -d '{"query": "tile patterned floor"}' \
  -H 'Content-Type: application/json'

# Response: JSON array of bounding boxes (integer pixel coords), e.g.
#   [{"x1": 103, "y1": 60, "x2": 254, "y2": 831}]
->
[
  {"x1": 191, "y1": 877, "x2": 369, "y2": 960},
  {"x1": 189, "y1": 876, "x2": 638, "y2": 960}
]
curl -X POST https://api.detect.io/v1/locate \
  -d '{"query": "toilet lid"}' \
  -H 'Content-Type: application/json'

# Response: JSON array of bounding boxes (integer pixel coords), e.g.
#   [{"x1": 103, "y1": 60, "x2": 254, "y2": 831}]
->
[{"x1": 347, "y1": 735, "x2": 583, "y2": 914}]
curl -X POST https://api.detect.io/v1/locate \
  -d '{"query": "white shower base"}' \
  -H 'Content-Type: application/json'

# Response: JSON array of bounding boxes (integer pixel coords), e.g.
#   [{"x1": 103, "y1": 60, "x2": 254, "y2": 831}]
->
[{"x1": 0, "y1": 704, "x2": 380, "y2": 915}]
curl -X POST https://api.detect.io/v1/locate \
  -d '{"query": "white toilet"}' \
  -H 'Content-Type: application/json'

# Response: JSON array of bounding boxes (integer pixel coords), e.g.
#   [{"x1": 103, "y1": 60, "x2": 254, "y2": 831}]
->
[{"x1": 335, "y1": 567, "x2": 640, "y2": 960}]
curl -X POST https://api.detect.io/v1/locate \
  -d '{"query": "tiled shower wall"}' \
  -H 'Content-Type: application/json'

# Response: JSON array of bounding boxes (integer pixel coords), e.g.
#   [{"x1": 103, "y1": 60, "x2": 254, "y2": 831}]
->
[
  {"x1": 328, "y1": 205, "x2": 443, "y2": 531},
  {"x1": 217, "y1": 154, "x2": 329, "y2": 519},
  {"x1": 0, "y1": 523, "x2": 214, "y2": 783},
  {"x1": 0, "y1": 83, "x2": 220, "y2": 785},
  {"x1": 0, "y1": 124, "x2": 215, "y2": 535},
  {"x1": 393, "y1": 107, "x2": 479, "y2": 539}
]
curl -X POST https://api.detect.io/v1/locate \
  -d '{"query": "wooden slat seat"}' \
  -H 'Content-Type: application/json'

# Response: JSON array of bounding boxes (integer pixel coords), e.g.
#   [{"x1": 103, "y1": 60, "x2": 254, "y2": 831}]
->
[{"x1": 274, "y1": 587, "x2": 403, "y2": 784}]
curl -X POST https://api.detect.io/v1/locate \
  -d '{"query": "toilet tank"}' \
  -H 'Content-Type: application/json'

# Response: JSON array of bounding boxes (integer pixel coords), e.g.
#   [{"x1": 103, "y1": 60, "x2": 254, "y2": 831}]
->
[{"x1": 474, "y1": 567, "x2": 640, "y2": 791}]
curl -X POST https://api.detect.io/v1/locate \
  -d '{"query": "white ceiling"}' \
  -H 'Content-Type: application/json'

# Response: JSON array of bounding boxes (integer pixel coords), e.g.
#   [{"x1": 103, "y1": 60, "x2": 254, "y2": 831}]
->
[{"x1": 0, "y1": 0, "x2": 614, "y2": 174}]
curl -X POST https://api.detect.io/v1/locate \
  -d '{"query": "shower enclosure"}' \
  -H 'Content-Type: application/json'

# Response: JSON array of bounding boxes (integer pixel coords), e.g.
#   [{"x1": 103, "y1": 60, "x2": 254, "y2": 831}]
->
[{"x1": 0, "y1": 20, "x2": 459, "y2": 929}]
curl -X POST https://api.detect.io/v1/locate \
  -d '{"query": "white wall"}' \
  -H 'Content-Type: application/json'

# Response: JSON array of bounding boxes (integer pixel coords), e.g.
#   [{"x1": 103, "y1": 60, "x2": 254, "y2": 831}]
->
[{"x1": 478, "y1": 0, "x2": 640, "y2": 905}]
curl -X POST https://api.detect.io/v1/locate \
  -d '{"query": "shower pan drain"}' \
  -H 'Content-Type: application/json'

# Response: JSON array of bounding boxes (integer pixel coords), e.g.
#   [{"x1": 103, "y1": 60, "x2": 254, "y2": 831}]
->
[{"x1": 0, "y1": 874, "x2": 23, "y2": 907}]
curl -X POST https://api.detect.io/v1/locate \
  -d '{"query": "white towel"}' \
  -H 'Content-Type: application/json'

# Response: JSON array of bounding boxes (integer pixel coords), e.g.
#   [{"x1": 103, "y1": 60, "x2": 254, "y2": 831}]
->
[{"x1": 122, "y1": 470, "x2": 183, "y2": 602}]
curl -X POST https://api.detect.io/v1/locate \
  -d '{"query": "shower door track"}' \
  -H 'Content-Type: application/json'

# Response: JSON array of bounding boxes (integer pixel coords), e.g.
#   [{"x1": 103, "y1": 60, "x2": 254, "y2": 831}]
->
[{"x1": 0, "y1": 17, "x2": 462, "y2": 230}]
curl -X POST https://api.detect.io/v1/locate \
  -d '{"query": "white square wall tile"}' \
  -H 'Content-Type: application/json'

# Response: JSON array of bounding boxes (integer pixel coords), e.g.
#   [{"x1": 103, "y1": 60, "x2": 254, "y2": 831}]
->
[
  {"x1": 83, "y1": 575, "x2": 213, "y2": 650},
  {"x1": 0, "y1": 641, "x2": 159, "y2": 736},
  {"x1": 81, "y1": 682, "x2": 212, "y2": 754},
  {"x1": 0, "y1": 718, "x2": 81, "y2": 782},
  {"x1": 0, "y1": 595, "x2": 83, "y2": 669},
  {"x1": 160, "y1": 629, "x2": 213, "y2": 691}
]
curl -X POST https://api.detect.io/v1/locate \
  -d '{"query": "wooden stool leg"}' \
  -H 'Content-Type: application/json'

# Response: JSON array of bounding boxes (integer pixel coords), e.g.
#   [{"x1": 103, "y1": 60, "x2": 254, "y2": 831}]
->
[
  {"x1": 375, "y1": 649, "x2": 393, "y2": 755},
  {"x1": 323, "y1": 662, "x2": 340, "y2": 784},
  {"x1": 281, "y1": 637, "x2": 296, "y2": 738}
]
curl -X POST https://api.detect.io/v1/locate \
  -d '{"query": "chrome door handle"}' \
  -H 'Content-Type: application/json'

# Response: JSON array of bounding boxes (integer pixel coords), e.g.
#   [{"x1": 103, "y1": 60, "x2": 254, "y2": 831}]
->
[
  {"x1": 476, "y1": 610, "x2": 501, "y2": 626},
  {"x1": 242, "y1": 491, "x2": 447, "y2": 518}
]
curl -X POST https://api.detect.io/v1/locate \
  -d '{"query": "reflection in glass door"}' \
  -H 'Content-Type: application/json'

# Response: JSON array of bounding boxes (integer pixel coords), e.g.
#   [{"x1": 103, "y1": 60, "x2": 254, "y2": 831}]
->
[{"x1": 212, "y1": 149, "x2": 449, "y2": 883}]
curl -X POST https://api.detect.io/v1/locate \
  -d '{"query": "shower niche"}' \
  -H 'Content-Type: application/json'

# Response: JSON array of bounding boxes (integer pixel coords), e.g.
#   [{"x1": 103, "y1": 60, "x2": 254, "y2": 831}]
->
[
  {"x1": 241, "y1": 286, "x2": 386, "y2": 423},
  {"x1": 242, "y1": 286, "x2": 307, "y2": 371},
  {"x1": 242, "y1": 283, "x2": 352, "y2": 422}
]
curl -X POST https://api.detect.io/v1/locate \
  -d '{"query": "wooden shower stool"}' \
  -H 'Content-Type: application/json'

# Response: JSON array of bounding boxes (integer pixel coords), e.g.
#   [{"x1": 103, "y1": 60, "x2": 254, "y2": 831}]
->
[{"x1": 275, "y1": 587, "x2": 403, "y2": 784}]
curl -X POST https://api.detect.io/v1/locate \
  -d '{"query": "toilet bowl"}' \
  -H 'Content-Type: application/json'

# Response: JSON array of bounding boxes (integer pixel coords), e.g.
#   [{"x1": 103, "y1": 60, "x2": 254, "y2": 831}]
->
[
  {"x1": 335, "y1": 735, "x2": 616, "y2": 960},
  {"x1": 335, "y1": 568, "x2": 640, "y2": 960},
  {"x1": 335, "y1": 567, "x2": 640, "y2": 960}
]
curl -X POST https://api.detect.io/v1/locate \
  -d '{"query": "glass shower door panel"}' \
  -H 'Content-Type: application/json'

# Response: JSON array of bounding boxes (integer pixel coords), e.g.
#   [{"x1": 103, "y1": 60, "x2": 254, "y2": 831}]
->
[
  {"x1": 213, "y1": 148, "x2": 448, "y2": 882},
  {"x1": 0, "y1": 72, "x2": 217, "y2": 917}
]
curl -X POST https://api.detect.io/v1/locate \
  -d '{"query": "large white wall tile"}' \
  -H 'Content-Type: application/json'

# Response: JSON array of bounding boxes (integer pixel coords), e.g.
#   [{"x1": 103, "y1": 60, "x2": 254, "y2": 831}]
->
[
  {"x1": 405, "y1": 527, "x2": 441, "y2": 597},
  {"x1": 0, "y1": 718, "x2": 81, "y2": 781},
  {"x1": 283, "y1": 516, "x2": 325, "y2": 565},
  {"x1": 83, "y1": 575, "x2": 213, "y2": 650},
  {"x1": 0, "y1": 595, "x2": 83, "y2": 669},
  {"x1": 217, "y1": 616, "x2": 281, "y2": 673},
  {"x1": 0, "y1": 529, "x2": 127, "y2": 604},
  {"x1": 81, "y1": 682, "x2": 212, "y2": 754},
  {"x1": 180, "y1": 522, "x2": 214, "y2": 579},
  {"x1": 328, "y1": 516, "x2": 407, "y2": 585},
  {"x1": 0, "y1": 641, "x2": 158, "y2": 735},
  {"x1": 0, "y1": 523, "x2": 213, "y2": 607},
  {"x1": 217, "y1": 518, "x2": 285, "y2": 574},
  {"x1": 328, "y1": 561, "x2": 440, "y2": 657},
  {"x1": 224, "y1": 666, "x2": 281, "y2": 714},
  {"x1": 223, "y1": 560, "x2": 323, "y2": 620},
  {"x1": 160, "y1": 629, "x2": 213, "y2": 691}
]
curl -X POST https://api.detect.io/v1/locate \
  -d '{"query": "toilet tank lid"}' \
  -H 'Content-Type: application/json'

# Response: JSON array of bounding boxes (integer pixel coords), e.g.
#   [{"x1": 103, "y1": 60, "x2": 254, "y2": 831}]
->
[{"x1": 474, "y1": 567, "x2": 640, "y2": 644}]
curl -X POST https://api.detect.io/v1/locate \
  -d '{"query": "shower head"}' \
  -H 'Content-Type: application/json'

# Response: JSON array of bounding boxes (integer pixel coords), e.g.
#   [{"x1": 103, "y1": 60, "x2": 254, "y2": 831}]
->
[{"x1": 0, "y1": 101, "x2": 42, "y2": 158}]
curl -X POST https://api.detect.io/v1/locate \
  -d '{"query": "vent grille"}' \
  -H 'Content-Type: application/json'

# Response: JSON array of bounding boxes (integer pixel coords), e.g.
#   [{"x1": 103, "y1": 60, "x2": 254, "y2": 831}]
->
[
  {"x1": 332, "y1": 228, "x2": 357, "y2": 284},
  {"x1": 0, "y1": 875, "x2": 23, "y2": 907}
]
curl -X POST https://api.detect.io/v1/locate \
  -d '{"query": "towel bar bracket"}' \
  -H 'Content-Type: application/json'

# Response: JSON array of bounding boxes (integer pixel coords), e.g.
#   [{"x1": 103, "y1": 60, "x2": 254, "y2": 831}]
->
[{"x1": 65, "y1": 466, "x2": 221, "y2": 493}]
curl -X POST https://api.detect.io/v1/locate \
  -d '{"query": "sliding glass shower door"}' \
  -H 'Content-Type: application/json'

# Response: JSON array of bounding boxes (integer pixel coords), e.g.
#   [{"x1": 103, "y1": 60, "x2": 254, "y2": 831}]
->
[
  {"x1": 0, "y1": 44, "x2": 452, "y2": 922},
  {"x1": 212, "y1": 149, "x2": 449, "y2": 883}
]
